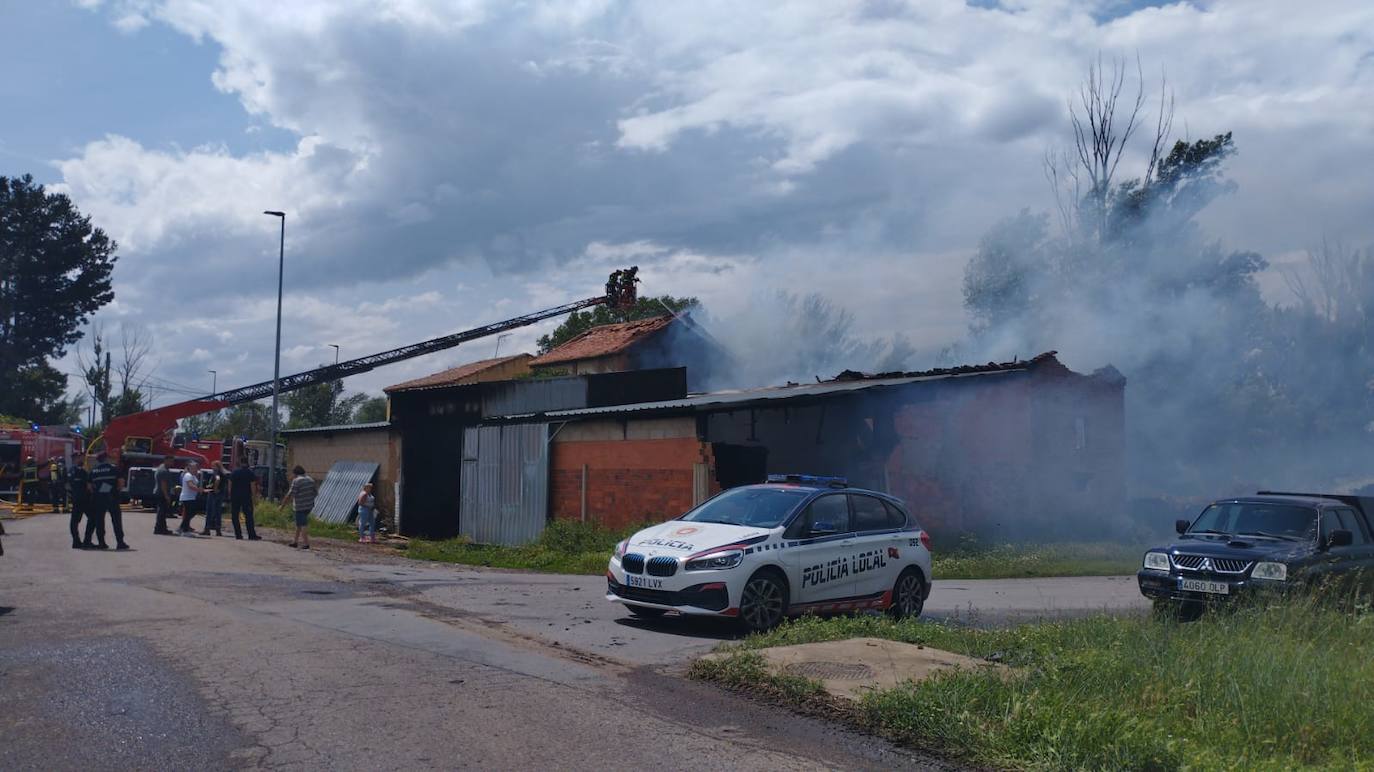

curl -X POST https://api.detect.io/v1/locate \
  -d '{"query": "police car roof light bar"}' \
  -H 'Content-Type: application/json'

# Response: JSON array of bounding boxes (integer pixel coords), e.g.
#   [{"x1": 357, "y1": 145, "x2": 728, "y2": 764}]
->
[{"x1": 766, "y1": 473, "x2": 849, "y2": 488}]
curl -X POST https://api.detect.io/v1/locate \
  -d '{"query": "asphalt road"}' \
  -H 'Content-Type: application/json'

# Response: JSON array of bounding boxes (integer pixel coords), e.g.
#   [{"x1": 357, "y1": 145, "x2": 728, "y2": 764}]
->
[{"x1": 0, "y1": 511, "x2": 1147, "y2": 770}]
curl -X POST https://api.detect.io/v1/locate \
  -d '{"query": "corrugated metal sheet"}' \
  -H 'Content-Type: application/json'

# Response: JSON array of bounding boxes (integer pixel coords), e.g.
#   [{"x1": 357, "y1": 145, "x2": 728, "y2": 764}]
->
[
  {"x1": 529, "y1": 367, "x2": 1029, "y2": 419},
  {"x1": 459, "y1": 423, "x2": 549, "y2": 545},
  {"x1": 311, "y1": 461, "x2": 379, "y2": 524},
  {"x1": 480, "y1": 378, "x2": 587, "y2": 418},
  {"x1": 281, "y1": 422, "x2": 390, "y2": 435}
]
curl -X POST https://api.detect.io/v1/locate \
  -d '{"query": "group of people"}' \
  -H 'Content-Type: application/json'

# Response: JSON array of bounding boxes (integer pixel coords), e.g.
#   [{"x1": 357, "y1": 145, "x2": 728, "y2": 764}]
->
[
  {"x1": 54, "y1": 453, "x2": 381, "y2": 551},
  {"x1": 149, "y1": 456, "x2": 264, "y2": 541}
]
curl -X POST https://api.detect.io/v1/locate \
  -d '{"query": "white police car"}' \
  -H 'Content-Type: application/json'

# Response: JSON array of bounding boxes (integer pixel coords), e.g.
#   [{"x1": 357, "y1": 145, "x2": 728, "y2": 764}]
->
[{"x1": 607, "y1": 474, "x2": 933, "y2": 631}]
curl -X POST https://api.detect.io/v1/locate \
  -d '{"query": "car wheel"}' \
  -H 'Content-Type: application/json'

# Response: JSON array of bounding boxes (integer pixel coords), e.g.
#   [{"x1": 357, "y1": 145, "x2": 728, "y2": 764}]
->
[
  {"x1": 887, "y1": 568, "x2": 926, "y2": 619},
  {"x1": 627, "y1": 605, "x2": 667, "y2": 618},
  {"x1": 739, "y1": 570, "x2": 789, "y2": 632}
]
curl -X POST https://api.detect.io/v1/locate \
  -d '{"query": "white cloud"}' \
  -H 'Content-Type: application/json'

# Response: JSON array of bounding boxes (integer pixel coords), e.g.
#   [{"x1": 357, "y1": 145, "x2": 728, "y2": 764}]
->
[{"x1": 48, "y1": 0, "x2": 1374, "y2": 404}]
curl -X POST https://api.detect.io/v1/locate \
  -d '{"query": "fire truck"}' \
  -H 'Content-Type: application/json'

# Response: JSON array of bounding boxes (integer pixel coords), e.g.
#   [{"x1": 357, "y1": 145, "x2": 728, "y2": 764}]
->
[
  {"x1": 0, "y1": 423, "x2": 86, "y2": 496},
  {"x1": 85, "y1": 268, "x2": 640, "y2": 499}
]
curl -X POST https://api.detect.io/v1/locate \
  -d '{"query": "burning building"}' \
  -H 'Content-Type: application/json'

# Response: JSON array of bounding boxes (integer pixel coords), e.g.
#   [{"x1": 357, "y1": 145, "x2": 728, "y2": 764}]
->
[
  {"x1": 529, "y1": 314, "x2": 725, "y2": 391},
  {"x1": 486, "y1": 351, "x2": 1125, "y2": 543}
]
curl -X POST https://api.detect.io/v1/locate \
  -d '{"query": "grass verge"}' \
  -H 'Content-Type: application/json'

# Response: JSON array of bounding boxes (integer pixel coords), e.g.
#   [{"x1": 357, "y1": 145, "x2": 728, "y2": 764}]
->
[
  {"x1": 931, "y1": 541, "x2": 1143, "y2": 579},
  {"x1": 691, "y1": 598, "x2": 1374, "y2": 770},
  {"x1": 401, "y1": 521, "x2": 636, "y2": 575},
  {"x1": 254, "y1": 500, "x2": 362, "y2": 542}
]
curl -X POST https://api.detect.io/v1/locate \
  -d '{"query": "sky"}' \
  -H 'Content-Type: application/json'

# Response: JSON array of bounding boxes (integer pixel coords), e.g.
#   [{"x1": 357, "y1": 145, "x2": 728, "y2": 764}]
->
[{"x1": 5, "y1": 0, "x2": 1373, "y2": 409}]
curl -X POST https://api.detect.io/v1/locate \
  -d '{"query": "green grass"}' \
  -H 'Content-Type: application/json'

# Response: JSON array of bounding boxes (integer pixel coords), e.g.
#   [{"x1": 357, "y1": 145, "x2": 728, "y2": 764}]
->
[
  {"x1": 401, "y1": 520, "x2": 637, "y2": 575},
  {"x1": 254, "y1": 500, "x2": 362, "y2": 541},
  {"x1": 931, "y1": 540, "x2": 1143, "y2": 579},
  {"x1": 693, "y1": 598, "x2": 1374, "y2": 770}
]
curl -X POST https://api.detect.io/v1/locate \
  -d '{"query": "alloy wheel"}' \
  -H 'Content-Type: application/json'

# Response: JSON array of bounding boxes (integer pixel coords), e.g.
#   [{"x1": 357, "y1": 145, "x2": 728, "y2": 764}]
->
[{"x1": 741, "y1": 575, "x2": 786, "y2": 630}]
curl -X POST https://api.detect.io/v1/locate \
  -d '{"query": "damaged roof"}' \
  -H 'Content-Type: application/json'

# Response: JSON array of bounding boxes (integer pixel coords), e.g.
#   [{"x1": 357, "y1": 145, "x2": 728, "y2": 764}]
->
[
  {"x1": 832, "y1": 351, "x2": 1064, "y2": 381},
  {"x1": 385, "y1": 353, "x2": 532, "y2": 393},
  {"x1": 504, "y1": 352, "x2": 1082, "y2": 420},
  {"x1": 529, "y1": 315, "x2": 675, "y2": 367}
]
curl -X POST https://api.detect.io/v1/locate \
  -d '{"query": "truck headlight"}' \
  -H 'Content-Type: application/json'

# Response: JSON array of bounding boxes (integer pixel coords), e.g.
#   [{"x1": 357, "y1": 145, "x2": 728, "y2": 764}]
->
[
  {"x1": 1252, "y1": 561, "x2": 1287, "y2": 581},
  {"x1": 1142, "y1": 552, "x2": 1171, "y2": 571},
  {"x1": 685, "y1": 549, "x2": 744, "y2": 572}
]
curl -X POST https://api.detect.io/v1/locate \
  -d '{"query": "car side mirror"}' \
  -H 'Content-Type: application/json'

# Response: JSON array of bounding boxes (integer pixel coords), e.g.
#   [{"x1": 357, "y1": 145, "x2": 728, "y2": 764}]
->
[
  {"x1": 1327, "y1": 529, "x2": 1353, "y2": 548},
  {"x1": 1175, "y1": 519, "x2": 1190, "y2": 535},
  {"x1": 809, "y1": 521, "x2": 838, "y2": 537}
]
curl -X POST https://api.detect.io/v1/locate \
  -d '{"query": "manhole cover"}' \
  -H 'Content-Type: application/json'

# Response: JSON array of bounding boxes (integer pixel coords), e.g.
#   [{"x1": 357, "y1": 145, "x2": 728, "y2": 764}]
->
[{"x1": 782, "y1": 661, "x2": 875, "y2": 680}]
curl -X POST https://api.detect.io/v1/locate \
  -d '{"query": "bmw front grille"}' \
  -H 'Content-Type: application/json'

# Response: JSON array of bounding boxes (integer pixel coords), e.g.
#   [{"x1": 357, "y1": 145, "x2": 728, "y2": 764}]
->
[
  {"x1": 622, "y1": 553, "x2": 645, "y2": 574},
  {"x1": 646, "y1": 556, "x2": 679, "y2": 577}
]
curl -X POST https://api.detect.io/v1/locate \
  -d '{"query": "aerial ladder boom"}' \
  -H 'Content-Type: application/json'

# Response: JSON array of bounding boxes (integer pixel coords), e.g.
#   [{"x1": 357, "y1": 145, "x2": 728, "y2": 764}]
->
[{"x1": 92, "y1": 268, "x2": 640, "y2": 466}]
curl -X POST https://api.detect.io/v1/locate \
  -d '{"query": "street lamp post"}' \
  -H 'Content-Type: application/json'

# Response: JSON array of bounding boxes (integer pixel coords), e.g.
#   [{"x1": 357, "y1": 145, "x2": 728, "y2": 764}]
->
[
  {"x1": 209, "y1": 369, "x2": 217, "y2": 395},
  {"x1": 494, "y1": 333, "x2": 512, "y2": 357},
  {"x1": 263, "y1": 210, "x2": 286, "y2": 500},
  {"x1": 329, "y1": 344, "x2": 339, "y2": 365}
]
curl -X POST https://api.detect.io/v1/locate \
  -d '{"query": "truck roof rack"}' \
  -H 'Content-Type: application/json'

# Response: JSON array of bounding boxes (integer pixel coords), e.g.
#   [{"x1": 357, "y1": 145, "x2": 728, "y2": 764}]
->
[{"x1": 766, "y1": 474, "x2": 848, "y2": 488}]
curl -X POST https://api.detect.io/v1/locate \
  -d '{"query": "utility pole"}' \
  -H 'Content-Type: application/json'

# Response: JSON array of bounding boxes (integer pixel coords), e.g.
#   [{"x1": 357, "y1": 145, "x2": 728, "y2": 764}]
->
[
  {"x1": 263, "y1": 210, "x2": 286, "y2": 500},
  {"x1": 209, "y1": 369, "x2": 217, "y2": 395},
  {"x1": 329, "y1": 344, "x2": 339, "y2": 365}
]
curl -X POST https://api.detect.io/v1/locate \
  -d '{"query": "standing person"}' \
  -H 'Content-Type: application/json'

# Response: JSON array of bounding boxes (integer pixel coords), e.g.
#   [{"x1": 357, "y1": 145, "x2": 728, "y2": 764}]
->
[
  {"x1": 281, "y1": 465, "x2": 316, "y2": 550},
  {"x1": 356, "y1": 483, "x2": 377, "y2": 543},
  {"x1": 67, "y1": 458, "x2": 91, "y2": 549},
  {"x1": 177, "y1": 461, "x2": 202, "y2": 534},
  {"x1": 228, "y1": 458, "x2": 261, "y2": 540},
  {"x1": 154, "y1": 456, "x2": 177, "y2": 535},
  {"x1": 49, "y1": 457, "x2": 67, "y2": 513},
  {"x1": 84, "y1": 452, "x2": 129, "y2": 550},
  {"x1": 20, "y1": 456, "x2": 38, "y2": 507},
  {"x1": 200, "y1": 461, "x2": 227, "y2": 536}
]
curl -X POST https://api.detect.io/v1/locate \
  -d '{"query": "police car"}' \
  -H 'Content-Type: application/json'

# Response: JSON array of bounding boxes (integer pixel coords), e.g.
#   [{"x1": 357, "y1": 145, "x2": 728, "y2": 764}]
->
[{"x1": 607, "y1": 474, "x2": 933, "y2": 631}]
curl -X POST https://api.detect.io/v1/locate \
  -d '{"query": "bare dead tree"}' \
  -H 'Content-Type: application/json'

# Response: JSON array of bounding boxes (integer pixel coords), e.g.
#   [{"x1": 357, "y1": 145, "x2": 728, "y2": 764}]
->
[
  {"x1": 115, "y1": 323, "x2": 154, "y2": 397},
  {"x1": 1281, "y1": 239, "x2": 1372, "y2": 324},
  {"x1": 1047, "y1": 54, "x2": 1174, "y2": 243}
]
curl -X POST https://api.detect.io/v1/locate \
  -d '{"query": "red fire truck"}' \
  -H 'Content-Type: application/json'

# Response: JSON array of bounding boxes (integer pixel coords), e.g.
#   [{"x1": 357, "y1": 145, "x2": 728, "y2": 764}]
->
[{"x1": 0, "y1": 424, "x2": 85, "y2": 496}]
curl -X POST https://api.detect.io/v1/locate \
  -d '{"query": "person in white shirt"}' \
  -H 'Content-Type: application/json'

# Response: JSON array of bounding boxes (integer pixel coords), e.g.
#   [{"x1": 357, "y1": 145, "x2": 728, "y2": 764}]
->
[{"x1": 178, "y1": 461, "x2": 202, "y2": 534}]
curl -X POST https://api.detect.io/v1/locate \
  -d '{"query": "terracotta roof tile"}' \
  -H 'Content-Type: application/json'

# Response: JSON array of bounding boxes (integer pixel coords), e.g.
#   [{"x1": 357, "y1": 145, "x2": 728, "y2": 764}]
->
[
  {"x1": 530, "y1": 316, "x2": 675, "y2": 366},
  {"x1": 384, "y1": 354, "x2": 532, "y2": 393}
]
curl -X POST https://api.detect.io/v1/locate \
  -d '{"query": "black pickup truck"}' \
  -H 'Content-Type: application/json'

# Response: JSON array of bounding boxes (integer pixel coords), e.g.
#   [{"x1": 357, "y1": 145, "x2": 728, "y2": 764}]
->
[{"x1": 1138, "y1": 491, "x2": 1374, "y2": 610}]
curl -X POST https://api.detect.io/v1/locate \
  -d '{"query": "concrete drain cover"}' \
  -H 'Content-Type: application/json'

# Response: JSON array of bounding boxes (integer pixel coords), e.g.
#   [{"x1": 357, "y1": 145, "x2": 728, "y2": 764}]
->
[{"x1": 782, "y1": 661, "x2": 875, "y2": 681}]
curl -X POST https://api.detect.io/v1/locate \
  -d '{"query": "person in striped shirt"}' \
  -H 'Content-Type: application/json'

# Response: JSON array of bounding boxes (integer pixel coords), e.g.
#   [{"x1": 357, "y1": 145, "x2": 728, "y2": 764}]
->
[{"x1": 282, "y1": 465, "x2": 317, "y2": 550}]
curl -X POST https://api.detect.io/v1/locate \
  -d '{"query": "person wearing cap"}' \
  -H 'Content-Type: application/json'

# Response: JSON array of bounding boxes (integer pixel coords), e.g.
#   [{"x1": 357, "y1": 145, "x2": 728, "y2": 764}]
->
[{"x1": 84, "y1": 452, "x2": 129, "y2": 550}]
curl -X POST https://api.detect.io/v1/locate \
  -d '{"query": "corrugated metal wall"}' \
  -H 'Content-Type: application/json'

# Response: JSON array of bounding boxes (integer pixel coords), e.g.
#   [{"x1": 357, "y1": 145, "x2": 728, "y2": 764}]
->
[
  {"x1": 311, "y1": 461, "x2": 379, "y2": 524},
  {"x1": 459, "y1": 423, "x2": 549, "y2": 545},
  {"x1": 480, "y1": 379, "x2": 587, "y2": 419}
]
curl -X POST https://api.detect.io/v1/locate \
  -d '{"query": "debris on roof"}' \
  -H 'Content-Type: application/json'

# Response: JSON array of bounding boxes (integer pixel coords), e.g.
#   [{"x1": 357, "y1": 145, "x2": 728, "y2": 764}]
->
[
  {"x1": 385, "y1": 354, "x2": 532, "y2": 393},
  {"x1": 832, "y1": 351, "x2": 1062, "y2": 382},
  {"x1": 530, "y1": 315, "x2": 676, "y2": 367}
]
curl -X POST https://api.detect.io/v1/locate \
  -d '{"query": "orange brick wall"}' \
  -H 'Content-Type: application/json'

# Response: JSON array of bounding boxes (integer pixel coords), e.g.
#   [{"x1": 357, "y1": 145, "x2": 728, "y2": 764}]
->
[{"x1": 550, "y1": 438, "x2": 714, "y2": 529}]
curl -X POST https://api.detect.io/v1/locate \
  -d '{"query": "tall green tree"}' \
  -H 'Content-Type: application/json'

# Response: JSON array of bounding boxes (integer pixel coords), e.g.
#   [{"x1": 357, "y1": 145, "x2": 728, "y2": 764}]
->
[
  {"x1": 352, "y1": 396, "x2": 389, "y2": 424},
  {"x1": 283, "y1": 374, "x2": 368, "y2": 429},
  {"x1": 0, "y1": 175, "x2": 117, "y2": 420},
  {"x1": 537, "y1": 295, "x2": 699, "y2": 353}
]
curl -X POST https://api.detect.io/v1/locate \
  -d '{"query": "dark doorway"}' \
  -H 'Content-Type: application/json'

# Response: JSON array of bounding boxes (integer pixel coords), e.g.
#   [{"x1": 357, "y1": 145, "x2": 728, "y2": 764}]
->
[{"x1": 712, "y1": 443, "x2": 768, "y2": 489}]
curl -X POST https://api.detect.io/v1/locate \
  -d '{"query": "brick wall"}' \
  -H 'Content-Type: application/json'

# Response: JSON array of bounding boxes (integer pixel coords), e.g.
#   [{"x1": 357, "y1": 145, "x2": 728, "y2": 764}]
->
[{"x1": 550, "y1": 437, "x2": 714, "y2": 529}]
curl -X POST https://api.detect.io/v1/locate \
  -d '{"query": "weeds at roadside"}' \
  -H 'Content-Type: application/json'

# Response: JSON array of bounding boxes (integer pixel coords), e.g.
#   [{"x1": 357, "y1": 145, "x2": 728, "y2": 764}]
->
[
  {"x1": 254, "y1": 500, "x2": 361, "y2": 542},
  {"x1": 696, "y1": 595, "x2": 1374, "y2": 770},
  {"x1": 403, "y1": 520, "x2": 638, "y2": 575}
]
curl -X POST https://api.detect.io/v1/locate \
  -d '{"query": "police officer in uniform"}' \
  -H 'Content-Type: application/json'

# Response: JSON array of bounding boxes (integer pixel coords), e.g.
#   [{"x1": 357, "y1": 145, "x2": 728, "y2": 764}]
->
[
  {"x1": 83, "y1": 452, "x2": 129, "y2": 550},
  {"x1": 67, "y1": 459, "x2": 91, "y2": 549}
]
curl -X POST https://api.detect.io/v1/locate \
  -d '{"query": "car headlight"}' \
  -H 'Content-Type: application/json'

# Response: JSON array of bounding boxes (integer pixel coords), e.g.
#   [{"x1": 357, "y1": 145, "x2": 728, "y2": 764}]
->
[
  {"x1": 685, "y1": 549, "x2": 744, "y2": 572},
  {"x1": 1142, "y1": 552, "x2": 1171, "y2": 571},
  {"x1": 613, "y1": 540, "x2": 628, "y2": 560},
  {"x1": 1252, "y1": 561, "x2": 1287, "y2": 581}
]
